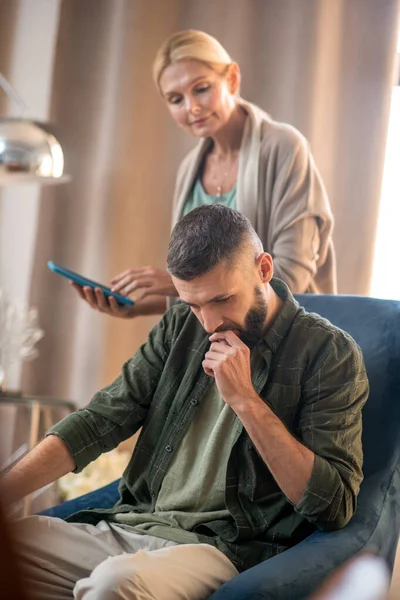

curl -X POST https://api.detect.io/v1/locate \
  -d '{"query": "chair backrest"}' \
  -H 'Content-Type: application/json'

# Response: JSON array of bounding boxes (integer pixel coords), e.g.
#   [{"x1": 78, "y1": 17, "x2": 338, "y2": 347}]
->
[{"x1": 295, "y1": 294, "x2": 400, "y2": 478}]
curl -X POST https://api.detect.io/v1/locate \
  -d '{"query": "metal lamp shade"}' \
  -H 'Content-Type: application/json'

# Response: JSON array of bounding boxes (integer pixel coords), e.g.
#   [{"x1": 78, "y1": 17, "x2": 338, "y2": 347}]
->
[{"x1": 0, "y1": 118, "x2": 69, "y2": 185}]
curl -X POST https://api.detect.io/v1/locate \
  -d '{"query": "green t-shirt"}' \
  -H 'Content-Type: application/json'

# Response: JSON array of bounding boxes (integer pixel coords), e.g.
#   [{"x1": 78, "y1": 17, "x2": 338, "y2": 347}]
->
[
  {"x1": 110, "y1": 383, "x2": 239, "y2": 545},
  {"x1": 182, "y1": 178, "x2": 237, "y2": 217}
]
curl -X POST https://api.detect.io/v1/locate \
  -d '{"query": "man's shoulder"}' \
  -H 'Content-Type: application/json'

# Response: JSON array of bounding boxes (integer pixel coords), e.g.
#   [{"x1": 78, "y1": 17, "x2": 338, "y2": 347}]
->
[
  {"x1": 293, "y1": 306, "x2": 356, "y2": 346},
  {"x1": 290, "y1": 305, "x2": 365, "y2": 376},
  {"x1": 166, "y1": 301, "x2": 196, "y2": 321},
  {"x1": 292, "y1": 305, "x2": 341, "y2": 334},
  {"x1": 162, "y1": 302, "x2": 206, "y2": 341}
]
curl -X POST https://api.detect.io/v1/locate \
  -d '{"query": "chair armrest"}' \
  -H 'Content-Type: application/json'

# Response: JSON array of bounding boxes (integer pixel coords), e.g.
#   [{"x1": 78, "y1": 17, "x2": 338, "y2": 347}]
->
[
  {"x1": 39, "y1": 479, "x2": 120, "y2": 520},
  {"x1": 209, "y1": 466, "x2": 400, "y2": 599}
]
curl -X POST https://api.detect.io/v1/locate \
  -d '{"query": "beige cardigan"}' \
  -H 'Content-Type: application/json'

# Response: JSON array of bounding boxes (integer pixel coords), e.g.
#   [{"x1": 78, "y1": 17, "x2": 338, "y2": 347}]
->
[{"x1": 171, "y1": 100, "x2": 336, "y2": 294}]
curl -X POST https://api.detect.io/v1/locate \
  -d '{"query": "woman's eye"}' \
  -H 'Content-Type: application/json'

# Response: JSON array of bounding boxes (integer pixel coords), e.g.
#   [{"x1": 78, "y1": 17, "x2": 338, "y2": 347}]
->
[
  {"x1": 195, "y1": 85, "x2": 211, "y2": 94},
  {"x1": 169, "y1": 96, "x2": 182, "y2": 105}
]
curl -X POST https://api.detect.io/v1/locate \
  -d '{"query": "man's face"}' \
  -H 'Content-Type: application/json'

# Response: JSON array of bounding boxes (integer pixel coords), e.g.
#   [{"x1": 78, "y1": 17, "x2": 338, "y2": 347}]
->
[{"x1": 172, "y1": 259, "x2": 269, "y2": 345}]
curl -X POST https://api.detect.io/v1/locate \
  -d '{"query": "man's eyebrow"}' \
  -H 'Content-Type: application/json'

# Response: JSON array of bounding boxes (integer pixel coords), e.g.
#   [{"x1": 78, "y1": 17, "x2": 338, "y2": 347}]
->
[{"x1": 181, "y1": 294, "x2": 232, "y2": 307}]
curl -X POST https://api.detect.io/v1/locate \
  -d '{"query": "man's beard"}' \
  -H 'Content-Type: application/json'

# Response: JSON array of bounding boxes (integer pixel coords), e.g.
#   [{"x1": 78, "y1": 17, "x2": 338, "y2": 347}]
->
[
  {"x1": 216, "y1": 286, "x2": 268, "y2": 346},
  {"x1": 240, "y1": 286, "x2": 268, "y2": 345}
]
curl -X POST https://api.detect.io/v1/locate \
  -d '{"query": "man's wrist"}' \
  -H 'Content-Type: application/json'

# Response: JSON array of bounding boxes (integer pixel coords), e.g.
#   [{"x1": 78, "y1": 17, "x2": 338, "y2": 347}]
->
[{"x1": 230, "y1": 391, "x2": 266, "y2": 417}]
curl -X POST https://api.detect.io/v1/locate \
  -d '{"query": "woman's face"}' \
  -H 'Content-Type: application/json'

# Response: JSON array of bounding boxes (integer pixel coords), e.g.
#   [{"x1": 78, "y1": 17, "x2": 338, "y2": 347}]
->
[{"x1": 159, "y1": 59, "x2": 238, "y2": 138}]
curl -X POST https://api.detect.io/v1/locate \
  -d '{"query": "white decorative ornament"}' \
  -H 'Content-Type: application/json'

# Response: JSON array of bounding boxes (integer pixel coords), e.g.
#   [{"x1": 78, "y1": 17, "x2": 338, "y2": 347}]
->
[{"x1": 0, "y1": 288, "x2": 44, "y2": 391}]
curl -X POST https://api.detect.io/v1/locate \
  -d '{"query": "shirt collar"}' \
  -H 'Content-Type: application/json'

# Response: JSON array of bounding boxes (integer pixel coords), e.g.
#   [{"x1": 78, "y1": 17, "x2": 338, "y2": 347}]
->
[{"x1": 257, "y1": 278, "x2": 300, "y2": 354}]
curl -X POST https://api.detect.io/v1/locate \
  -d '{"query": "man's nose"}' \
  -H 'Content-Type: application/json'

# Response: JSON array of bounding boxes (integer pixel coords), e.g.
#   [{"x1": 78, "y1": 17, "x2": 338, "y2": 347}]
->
[{"x1": 201, "y1": 310, "x2": 223, "y2": 334}]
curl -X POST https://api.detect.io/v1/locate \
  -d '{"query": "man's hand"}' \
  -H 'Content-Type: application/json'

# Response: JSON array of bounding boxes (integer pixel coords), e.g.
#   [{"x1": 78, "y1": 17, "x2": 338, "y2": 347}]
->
[
  {"x1": 202, "y1": 331, "x2": 258, "y2": 409},
  {"x1": 204, "y1": 330, "x2": 314, "y2": 506}
]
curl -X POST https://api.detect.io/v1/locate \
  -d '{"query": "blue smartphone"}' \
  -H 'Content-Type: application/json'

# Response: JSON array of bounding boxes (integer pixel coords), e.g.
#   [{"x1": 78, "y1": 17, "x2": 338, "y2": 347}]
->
[{"x1": 47, "y1": 261, "x2": 134, "y2": 306}]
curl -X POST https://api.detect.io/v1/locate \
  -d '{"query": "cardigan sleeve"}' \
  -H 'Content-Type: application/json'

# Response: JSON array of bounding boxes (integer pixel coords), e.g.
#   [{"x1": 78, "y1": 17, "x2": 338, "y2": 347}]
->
[{"x1": 260, "y1": 124, "x2": 335, "y2": 293}]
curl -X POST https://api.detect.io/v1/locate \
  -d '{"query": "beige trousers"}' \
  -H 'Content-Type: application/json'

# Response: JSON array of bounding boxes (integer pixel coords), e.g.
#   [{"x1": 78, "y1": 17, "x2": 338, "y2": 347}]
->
[{"x1": 12, "y1": 515, "x2": 238, "y2": 600}]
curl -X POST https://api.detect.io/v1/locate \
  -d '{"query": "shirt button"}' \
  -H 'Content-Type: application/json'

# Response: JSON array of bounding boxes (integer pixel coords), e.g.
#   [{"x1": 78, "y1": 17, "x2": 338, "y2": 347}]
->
[
  {"x1": 165, "y1": 445, "x2": 172, "y2": 452},
  {"x1": 190, "y1": 399, "x2": 198, "y2": 406},
  {"x1": 150, "y1": 489, "x2": 155, "y2": 497},
  {"x1": 272, "y1": 342, "x2": 277, "y2": 350}
]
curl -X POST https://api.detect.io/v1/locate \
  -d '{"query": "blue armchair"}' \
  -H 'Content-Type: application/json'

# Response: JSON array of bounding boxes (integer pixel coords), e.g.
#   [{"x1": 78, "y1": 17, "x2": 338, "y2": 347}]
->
[{"x1": 42, "y1": 294, "x2": 400, "y2": 599}]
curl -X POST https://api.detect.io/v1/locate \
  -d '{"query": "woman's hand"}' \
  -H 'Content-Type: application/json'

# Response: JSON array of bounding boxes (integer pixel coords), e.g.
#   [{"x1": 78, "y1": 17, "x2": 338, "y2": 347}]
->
[
  {"x1": 71, "y1": 283, "x2": 137, "y2": 318},
  {"x1": 71, "y1": 282, "x2": 168, "y2": 319},
  {"x1": 110, "y1": 267, "x2": 177, "y2": 300},
  {"x1": 71, "y1": 265, "x2": 176, "y2": 319}
]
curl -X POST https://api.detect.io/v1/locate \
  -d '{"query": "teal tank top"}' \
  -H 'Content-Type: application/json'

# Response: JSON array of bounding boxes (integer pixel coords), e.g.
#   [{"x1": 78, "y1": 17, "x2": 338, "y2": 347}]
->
[{"x1": 182, "y1": 178, "x2": 237, "y2": 217}]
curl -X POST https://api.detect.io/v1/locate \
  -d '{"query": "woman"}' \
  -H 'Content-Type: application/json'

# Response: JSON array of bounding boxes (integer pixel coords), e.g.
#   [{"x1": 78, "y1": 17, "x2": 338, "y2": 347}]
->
[{"x1": 74, "y1": 30, "x2": 336, "y2": 318}]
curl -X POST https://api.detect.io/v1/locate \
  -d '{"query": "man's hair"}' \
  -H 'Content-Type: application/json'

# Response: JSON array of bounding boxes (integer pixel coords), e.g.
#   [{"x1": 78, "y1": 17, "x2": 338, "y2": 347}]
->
[{"x1": 167, "y1": 204, "x2": 263, "y2": 281}]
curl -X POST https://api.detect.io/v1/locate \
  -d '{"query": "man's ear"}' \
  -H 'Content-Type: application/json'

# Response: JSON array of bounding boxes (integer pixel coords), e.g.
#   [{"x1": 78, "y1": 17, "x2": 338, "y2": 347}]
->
[{"x1": 257, "y1": 253, "x2": 274, "y2": 283}]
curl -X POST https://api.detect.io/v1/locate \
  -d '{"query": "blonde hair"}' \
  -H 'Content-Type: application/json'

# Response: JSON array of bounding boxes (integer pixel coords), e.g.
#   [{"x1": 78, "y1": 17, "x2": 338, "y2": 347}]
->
[{"x1": 153, "y1": 30, "x2": 234, "y2": 92}]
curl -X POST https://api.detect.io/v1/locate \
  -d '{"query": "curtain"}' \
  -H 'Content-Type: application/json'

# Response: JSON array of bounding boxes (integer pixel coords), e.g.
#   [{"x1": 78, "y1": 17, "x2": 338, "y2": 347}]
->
[
  {"x1": 0, "y1": 0, "x2": 396, "y2": 403},
  {"x1": 0, "y1": 2, "x2": 19, "y2": 112}
]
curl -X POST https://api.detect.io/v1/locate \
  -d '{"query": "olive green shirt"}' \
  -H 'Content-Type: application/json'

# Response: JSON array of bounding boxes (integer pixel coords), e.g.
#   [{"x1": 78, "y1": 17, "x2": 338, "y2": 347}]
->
[
  {"x1": 48, "y1": 279, "x2": 368, "y2": 572},
  {"x1": 110, "y1": 383, "x2": 238, "y2": 544}
]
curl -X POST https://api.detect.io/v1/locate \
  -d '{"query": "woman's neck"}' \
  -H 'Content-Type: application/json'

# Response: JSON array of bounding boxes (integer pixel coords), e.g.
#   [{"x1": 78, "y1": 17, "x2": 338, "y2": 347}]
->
[{"x1": 210, "y1": 103, "x2": 247, "y2": 158}]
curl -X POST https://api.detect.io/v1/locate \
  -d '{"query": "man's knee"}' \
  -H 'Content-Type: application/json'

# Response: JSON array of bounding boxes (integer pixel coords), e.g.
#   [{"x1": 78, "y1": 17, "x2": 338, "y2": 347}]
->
[{"x1": 74, "y1": 552, "x2": 151, "y2": 599}]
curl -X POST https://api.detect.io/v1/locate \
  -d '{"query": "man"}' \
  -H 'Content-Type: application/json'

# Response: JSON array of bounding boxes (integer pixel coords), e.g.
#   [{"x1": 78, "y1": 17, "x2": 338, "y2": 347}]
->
[{"x1": 2, "y1": 205, "x2": 368, "y2": 599}]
